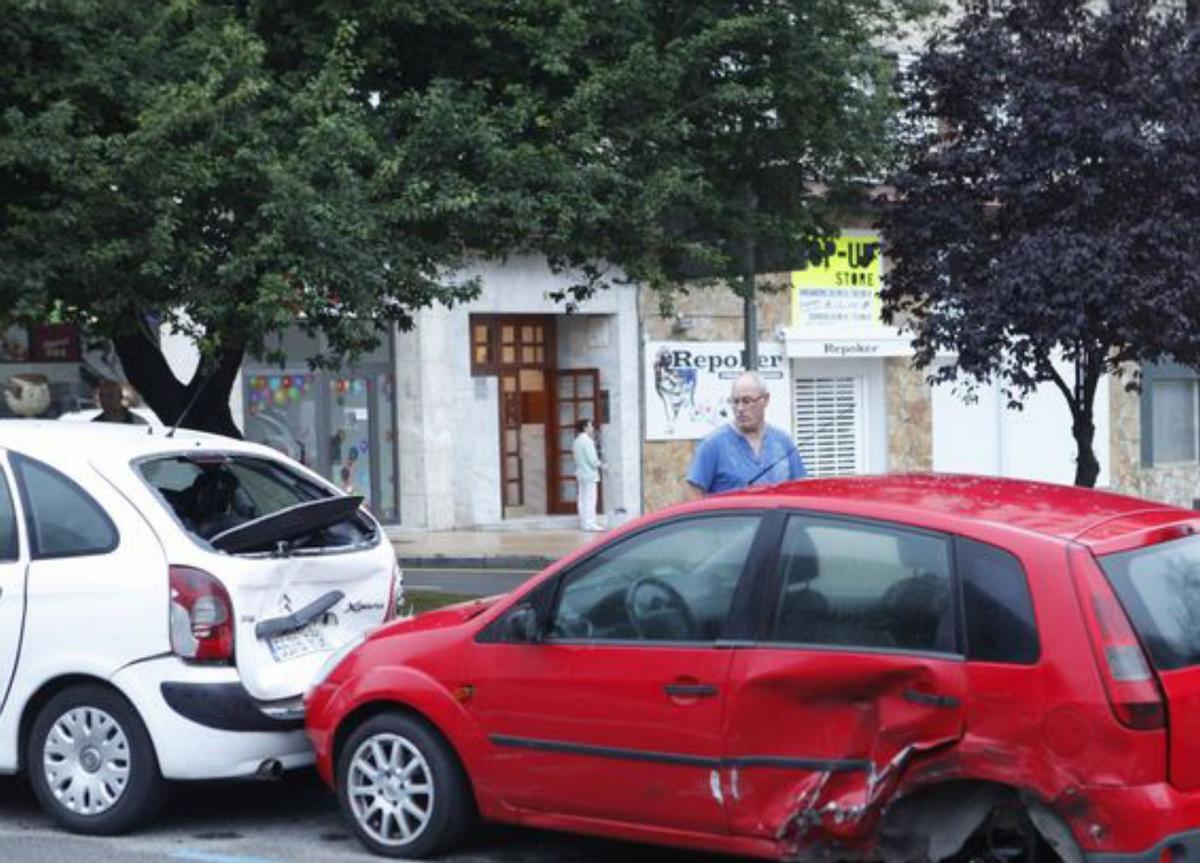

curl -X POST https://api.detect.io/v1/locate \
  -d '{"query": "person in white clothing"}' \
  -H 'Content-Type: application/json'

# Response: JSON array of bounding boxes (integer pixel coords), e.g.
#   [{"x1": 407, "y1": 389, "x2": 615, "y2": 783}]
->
[{"x1": 571, "y1": 418, "x2": 605, "y2": 531}]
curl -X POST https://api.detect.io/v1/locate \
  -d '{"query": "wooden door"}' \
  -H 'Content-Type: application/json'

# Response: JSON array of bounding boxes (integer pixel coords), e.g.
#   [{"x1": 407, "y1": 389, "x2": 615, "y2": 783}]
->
[
  {"x1": 500, "y1": 372, "x2": 523, "y2": 509},
  {"x1": 548, "y1": 369, "x2": 601, "y2": 515}
]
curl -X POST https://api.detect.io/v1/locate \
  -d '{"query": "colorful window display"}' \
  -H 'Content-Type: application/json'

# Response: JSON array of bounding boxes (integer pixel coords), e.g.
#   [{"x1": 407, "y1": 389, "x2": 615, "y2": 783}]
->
[{"x1": 243, "y1": 366, "x2": 398, "y2": 524}]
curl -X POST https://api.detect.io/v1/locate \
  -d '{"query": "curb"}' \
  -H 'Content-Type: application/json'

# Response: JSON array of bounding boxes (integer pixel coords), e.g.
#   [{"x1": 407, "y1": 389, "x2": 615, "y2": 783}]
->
[{"x1": 397, "y1": 555, "x2": 554, "y2": 571}]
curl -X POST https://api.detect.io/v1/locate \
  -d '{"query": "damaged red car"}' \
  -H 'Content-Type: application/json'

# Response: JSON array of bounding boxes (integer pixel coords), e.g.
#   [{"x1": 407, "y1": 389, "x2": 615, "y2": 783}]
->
[{"x1": 305, "y1": 474, "x2": 1200, "y2": 861}]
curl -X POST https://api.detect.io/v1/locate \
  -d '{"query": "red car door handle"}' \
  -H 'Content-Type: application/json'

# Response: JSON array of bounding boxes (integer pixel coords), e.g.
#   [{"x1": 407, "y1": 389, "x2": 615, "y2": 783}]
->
[
  {"x1": 664, "y1": 683, "x2": 718, "y2": 697},
  {"x1": 903, "y1": 688, "x2": 960, "y2": 709}
]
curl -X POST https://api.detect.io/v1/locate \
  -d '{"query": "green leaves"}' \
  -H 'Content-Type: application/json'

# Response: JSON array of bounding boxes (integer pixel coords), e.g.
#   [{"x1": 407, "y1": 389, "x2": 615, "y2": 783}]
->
[{"x1": 2, "y1": 0, "x2": 921, "y2": 430}]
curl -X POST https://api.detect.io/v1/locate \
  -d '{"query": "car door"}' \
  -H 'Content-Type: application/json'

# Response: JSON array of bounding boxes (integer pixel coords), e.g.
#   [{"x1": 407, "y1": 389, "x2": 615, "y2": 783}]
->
[
  {"x1": 723, "y1": 512, "x2": 967, "y2": 845},
  {"x1": 8, "y1": 450, "x2": 169, "y2": 690},
  {"x1": 0, "y1": 453, "x2": 24, "y2": 713},
  {"x1": 468, "y1": 512, "x2": 769, "y2": 835}
]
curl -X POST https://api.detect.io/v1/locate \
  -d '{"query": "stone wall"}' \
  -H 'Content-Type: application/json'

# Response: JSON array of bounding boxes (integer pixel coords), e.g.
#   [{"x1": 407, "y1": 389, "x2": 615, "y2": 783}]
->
[
  {"x1": 1109, "y1": 369, "x2": 1200, "y2": 507},
  {"x1": 640, "y1": 276, "x2": 792, "y2": 513},
  {"x1": 643, "y1": 440, "x2": 698, "y2": 514},
  {"x1": 886, "y1": 358, "x2": 932, "y2": 472}
]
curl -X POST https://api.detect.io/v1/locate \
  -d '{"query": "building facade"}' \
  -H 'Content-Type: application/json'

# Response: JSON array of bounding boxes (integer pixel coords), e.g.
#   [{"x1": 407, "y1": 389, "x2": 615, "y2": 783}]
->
[
  {"x1": 148, "y1": 244, "x2": 1200, "y2": 525},
  {"x1": 167, "y1": 256, "x2": 645, "y2": 529},
  {"x1": 392, "y1": 256, "x2": 641, "y2": 529},
  {"x1": 640, "y1": 229, "x2": 1200, "y2": 514}
]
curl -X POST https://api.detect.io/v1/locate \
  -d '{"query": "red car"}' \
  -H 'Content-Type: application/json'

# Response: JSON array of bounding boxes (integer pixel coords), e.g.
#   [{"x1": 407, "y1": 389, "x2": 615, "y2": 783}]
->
[{"x1": 305, "y1": 475, "x2": 1200, "y2": 861}]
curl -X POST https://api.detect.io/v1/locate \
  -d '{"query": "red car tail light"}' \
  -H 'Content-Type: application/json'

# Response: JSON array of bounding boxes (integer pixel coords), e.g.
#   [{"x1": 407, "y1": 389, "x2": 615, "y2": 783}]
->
[
  {"x1": 1069, "y1": 546, "x2": 1164, "y2": 730},
  {"x1": 169, "y1": 565, "x2": 234, "y2": 664}
]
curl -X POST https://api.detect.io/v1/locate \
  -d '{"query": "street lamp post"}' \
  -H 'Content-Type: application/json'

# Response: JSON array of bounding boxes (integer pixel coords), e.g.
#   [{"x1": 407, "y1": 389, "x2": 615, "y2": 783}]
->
[{"x1": 741, "y1": 180, "x2": 758, "y2": 372}]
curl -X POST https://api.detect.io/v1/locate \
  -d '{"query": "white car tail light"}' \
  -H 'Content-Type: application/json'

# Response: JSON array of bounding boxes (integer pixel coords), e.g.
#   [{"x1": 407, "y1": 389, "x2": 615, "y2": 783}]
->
[{"x1": 169, "y1": 565, "x2": 234, "y2": 664}]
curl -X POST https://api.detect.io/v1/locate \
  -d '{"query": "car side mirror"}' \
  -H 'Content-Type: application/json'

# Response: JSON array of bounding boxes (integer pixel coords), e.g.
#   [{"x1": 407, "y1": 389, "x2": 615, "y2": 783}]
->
[{"x1": 504, "y1": 604, "x2": 542, "y2": 644}]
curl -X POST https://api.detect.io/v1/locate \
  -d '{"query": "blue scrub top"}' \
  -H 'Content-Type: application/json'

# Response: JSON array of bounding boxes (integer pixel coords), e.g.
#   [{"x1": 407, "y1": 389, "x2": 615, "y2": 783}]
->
[{"x1": 686, "y1": 424, "x2": 807, "y2": 494}]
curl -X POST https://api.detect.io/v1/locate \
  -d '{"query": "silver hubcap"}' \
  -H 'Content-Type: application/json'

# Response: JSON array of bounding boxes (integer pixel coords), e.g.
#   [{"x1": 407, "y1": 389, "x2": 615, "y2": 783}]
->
[
  {"x1": 347, "y1": 732, "x2": 435, "y2": 847},
  {"x1": 43, "y1": 706, "x2": 131, "y2": 816}
]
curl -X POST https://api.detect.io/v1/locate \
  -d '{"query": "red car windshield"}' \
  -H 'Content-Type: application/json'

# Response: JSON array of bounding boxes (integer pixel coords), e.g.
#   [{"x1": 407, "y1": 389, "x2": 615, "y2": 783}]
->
[{"x1": 1100, "y1": 533, "x2": 1200, "y2": 671}]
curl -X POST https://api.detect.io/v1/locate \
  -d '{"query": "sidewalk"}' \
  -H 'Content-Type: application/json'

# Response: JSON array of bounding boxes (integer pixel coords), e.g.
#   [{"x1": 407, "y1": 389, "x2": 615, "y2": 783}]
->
[{"x1": 386, "y1": 518, "x2": 608, "y2": 570}]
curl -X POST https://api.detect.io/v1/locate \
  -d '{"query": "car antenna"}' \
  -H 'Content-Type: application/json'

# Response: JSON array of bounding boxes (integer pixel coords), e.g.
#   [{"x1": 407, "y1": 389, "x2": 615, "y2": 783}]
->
[
  {"x1": 166, "y1": 370, "x2": 213, "y2": 439},
  {"x1": 745, "y1": 449, "x2": 795, "y2": 487}
]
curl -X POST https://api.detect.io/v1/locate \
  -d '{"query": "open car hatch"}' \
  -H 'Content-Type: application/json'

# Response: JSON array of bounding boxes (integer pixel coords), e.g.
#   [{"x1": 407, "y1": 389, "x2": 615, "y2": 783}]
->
[
  {"x1": 132, "y1": 452, "x2": 395, "y2": 702},
  {"x1": 210, "y1": 496, "x2": 365, "y2": 554}
]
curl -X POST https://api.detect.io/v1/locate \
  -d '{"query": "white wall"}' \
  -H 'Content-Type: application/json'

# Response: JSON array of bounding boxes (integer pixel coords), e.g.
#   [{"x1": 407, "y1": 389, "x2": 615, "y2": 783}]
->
[
  {"x1": 394, "y1": 304, "x2": 455, "y2": 529},
  {"x1": 932, "y1": 365, "x2": 1111, "y2": 487}
]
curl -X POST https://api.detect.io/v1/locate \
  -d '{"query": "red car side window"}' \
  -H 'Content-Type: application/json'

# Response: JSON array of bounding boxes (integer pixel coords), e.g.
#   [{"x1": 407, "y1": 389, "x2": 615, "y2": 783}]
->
[
  {"x1": 548, "y1": 515, "x2": 760, "y2": 643},
  {"x1": 771, "y1": 515, "x2": 956, "y2": 654},
  {"x1": 958, "y1": 538, "x2": 1039, "y2": 664}
]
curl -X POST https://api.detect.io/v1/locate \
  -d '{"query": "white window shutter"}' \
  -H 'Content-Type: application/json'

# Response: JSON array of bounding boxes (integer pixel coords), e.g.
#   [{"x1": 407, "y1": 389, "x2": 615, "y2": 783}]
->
[{"x1": 793, "y1": 376, "x2": 865, "y2": 477}]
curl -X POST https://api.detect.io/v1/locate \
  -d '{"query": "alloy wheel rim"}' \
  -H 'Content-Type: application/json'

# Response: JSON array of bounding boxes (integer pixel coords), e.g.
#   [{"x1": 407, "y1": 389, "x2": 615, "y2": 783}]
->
[
  {"x1": 42, "y1": 706, "x2": 131, "y2": 816},
  {"x1": 347, "y1": 732, "x2": 435, "y2": 846}
]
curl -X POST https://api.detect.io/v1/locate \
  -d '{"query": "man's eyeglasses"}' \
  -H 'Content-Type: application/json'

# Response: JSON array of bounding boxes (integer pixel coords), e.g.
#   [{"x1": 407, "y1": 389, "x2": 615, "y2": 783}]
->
[{"x1": 728, "y1": 395, "x2": 765, "y2": 407}]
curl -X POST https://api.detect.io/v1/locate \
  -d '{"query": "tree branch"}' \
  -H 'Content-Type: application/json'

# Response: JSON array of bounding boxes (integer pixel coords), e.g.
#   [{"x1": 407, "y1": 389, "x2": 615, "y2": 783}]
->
[{"x1": 1037, "y1": 354, "x2": 1078, "y2": 418}]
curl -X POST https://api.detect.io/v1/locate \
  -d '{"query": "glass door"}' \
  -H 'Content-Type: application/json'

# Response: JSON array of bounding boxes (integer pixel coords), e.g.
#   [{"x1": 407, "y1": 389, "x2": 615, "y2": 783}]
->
[
  {"x1": 549, "y1": 369, "x2": 601, "y2": 515},
  {"x1": 325, "y1": 365, "x2": 398, "y2": 521}
]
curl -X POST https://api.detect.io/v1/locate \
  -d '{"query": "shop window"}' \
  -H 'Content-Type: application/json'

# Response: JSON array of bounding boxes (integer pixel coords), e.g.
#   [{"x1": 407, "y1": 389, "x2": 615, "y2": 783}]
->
[
  {"x1": 245, "y1": 328, "x2": 399, "y2": 524},
  {"x1": 1141, "y1": 362, "x2": 1200, "y2": 467},
  {"x1": 0, "y1": 324, "x2": 135, "y2": 421}
]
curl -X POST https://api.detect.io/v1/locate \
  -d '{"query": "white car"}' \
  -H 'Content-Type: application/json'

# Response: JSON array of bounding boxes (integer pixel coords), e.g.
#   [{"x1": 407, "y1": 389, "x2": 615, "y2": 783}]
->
[{"x1": 0, "y1": 420, "x2": 400, "y2": 834}]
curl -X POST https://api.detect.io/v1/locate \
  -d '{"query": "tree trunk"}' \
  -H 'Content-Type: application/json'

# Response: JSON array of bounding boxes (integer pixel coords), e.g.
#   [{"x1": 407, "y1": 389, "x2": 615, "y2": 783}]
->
[
  {"x1": 1071, "y1": 410, "x2": 1100, "y2": 487},
  {"x1": 113, "y1": 329, "x2": 244, "y2": 438},
  {"x1": 1044, "y1": 353, "x2": 1102, "y2": 488}
]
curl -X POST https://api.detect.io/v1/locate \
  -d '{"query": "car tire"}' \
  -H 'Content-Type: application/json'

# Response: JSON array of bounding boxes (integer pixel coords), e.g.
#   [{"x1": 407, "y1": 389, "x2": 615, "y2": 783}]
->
[
  {"x1": 27, "y1": 684, "x2": 166, "y2": 835},
  {"x1": 336, "y1": 712, "x2": 475, "y2": 858}
]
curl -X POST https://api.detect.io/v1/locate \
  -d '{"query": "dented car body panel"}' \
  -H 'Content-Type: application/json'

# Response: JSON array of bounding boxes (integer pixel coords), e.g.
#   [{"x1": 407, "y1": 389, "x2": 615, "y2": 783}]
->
[
  {"x1": 723, "y1": 649, "x2": 966, "y2": 846},
  {"x1": 306, "y1": 475, "x2": 1200, "y2": 861}
]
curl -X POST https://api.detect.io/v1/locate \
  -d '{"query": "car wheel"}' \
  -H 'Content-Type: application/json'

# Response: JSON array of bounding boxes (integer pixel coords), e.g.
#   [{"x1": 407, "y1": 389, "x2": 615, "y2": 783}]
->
[
  {"x1": 27, "y1": 684, "x2": 166, "y2": 834},
  {"x1": 337, "y1": 712, "x2": 475, "y2": 858}
]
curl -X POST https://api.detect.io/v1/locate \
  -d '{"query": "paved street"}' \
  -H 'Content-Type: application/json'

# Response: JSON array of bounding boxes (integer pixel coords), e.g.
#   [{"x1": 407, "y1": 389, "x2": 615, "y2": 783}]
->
[
  {"x1": 0, "y1": 771, "x2": 744, "y2": 862},
  {"x1": 403, "y1": 566, "x2": 537, "y2": 598}
]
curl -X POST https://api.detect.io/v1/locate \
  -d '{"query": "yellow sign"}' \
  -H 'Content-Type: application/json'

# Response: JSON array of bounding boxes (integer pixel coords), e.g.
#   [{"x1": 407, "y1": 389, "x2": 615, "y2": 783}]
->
[{"x1": 792, "y1": 234, "x2": 883, "y2": 329}]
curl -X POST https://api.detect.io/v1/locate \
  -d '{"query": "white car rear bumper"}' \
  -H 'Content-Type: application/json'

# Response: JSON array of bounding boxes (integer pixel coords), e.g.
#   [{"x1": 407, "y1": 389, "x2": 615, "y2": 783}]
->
[{"x1": 112, "y1": 656, "x2": 315, "y2": 780}]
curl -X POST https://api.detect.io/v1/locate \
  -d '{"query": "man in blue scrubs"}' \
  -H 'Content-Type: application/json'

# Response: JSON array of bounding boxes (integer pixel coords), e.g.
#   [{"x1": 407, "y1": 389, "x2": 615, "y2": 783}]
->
[{"x1": 685, "y1": 371, "x2": 806, "y2": 498}]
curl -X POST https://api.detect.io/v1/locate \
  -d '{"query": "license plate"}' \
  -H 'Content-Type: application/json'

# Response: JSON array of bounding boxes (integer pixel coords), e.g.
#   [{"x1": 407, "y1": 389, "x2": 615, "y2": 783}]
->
[{"x1": 268, "y1": 623, "x2": 329, "y2": 661}]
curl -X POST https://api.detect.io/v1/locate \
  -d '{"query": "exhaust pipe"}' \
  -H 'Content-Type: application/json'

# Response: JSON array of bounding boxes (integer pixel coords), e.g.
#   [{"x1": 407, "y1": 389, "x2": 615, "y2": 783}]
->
[{"x1": 255, "y1": 758, "x2": 284, "y2": 781}]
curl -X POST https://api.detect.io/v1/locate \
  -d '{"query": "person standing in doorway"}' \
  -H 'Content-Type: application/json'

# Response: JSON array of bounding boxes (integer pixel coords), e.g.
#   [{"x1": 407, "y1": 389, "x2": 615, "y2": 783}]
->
[
  {"x1": 572, "y1": 418, "x2": 606, "y2": 531},
  {"x1": 685, "y1": 371, "x2": 805, "y2": 498}
]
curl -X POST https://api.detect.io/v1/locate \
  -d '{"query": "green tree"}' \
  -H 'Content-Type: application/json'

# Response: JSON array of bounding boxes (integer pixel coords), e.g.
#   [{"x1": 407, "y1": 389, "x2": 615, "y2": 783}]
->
[
  {"x1": 2, "y1": 1, "x2": 481, "y2": 434},
  {"x1": 260, "y1": 0, "x2": 927, "y2": 302},
  {"x1": 881, "y1": 0, "x2": 1200, "y2": 487},
  {"x1": 2, "y1": 0, "x2": 924, "y2": 434}
]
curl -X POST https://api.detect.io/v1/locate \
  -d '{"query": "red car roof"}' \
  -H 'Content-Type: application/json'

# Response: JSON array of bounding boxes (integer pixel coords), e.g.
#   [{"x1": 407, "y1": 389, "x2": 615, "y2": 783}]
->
[{"x1": 708, "y1": 473, "x2": 1192, "y2": 546}]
